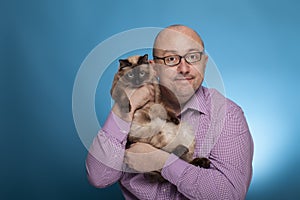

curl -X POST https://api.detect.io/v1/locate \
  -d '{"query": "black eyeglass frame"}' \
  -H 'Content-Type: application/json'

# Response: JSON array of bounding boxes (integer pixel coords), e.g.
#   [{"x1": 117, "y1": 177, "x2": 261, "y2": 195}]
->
[{"x1": 153, "y1": 51, "x2": 204, "y2": 67}]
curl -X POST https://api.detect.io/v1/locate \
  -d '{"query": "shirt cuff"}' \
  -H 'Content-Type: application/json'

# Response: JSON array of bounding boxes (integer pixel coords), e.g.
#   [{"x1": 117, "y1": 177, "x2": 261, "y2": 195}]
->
[
  {"x1": 102, "y1": 111, "x2": 131, "y2": 142},
  {"x1": 161, "y1": 154, "x2": 190, "y2": 185}
]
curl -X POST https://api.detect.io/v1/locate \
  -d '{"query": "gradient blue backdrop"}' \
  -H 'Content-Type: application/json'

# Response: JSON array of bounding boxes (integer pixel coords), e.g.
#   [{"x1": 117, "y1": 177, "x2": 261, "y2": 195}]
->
[{"x1": 1, "y1": 0, "x2": 300, "y2": 199}]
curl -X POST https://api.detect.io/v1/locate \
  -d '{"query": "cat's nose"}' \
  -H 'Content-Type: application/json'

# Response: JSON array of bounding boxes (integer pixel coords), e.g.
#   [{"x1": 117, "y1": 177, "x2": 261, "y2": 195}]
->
[{"x1": 135, "y1": 79, "x2": 141, "y2": 85}]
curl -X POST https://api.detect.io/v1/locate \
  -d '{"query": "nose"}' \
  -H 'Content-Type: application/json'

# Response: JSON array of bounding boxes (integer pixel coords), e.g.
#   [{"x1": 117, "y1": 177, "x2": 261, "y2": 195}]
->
[{"x1": 177, "y1": 57, "x2": 190, "y2": 74}]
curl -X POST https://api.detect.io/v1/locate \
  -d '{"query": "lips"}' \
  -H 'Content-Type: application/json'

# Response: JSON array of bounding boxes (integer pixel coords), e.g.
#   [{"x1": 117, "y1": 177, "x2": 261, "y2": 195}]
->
[{"x1": 174, "y1": 76, "x2": 194, "y2": 82}]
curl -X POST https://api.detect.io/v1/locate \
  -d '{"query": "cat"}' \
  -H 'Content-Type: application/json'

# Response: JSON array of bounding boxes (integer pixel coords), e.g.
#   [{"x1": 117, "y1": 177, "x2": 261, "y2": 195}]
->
[
  {"x1": 110, "y1": 54, "x2": 210, "y2": 182},
  {"x1": 110, "y1": 54, "x2": 179, "y2": 122}
]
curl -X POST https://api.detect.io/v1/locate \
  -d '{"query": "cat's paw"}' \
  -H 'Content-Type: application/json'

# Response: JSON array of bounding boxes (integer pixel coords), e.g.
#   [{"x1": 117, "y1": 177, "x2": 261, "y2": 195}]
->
[
  {"x1": 169, "y1": 117, "x2": 180, "y2": 125},
  {"x1": 190, "y1": 157, "x2": 211, "y2": 168},
  {"x1": 144, "y1": 172, "x2": 166, "y2": 183}
]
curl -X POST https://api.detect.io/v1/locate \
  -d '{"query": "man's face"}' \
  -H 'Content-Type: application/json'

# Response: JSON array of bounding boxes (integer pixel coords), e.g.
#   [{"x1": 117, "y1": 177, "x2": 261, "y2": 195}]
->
[{"x1": 153, "y1": 28, "x2": 208, "y2": 105}]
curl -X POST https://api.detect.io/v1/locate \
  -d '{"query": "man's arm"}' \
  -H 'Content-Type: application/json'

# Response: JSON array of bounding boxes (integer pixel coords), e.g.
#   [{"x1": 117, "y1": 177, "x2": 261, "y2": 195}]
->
[
  {"x1": 161, "y1": 107, "x2": 254, "y2": 199},
  {"x1": 86, "y1": 84, "x2": 155, "y2": 188},
  {"x1": 86, "y1": 111, "x2": 130, "y2": 188}
]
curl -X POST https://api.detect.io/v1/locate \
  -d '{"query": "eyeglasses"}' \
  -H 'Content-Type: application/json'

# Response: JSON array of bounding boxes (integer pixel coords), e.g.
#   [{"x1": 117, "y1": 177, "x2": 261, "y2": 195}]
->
[{"x1": 153, "y1": 52, "x2": 204, "y2": 67}]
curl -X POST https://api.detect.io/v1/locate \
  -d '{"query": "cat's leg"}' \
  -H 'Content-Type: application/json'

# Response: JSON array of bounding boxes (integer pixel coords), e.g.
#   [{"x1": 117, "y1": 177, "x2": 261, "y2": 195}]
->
[
  {"x1": 144, "y1": 171, "x2": 166, "y2": 183},
  {"x1": 165, "y1": 108, "x2": 180, "y2": 125},
  {"x1": 120, "y1": 95, "x2": 131, "y2": 113},
  {"x1": 153, "y1": 82, "x2": 162, "y2": 103},
  {"x1": 189, "y1": 157, "x2": 211, "y2": 169},
  {"x1": 112, "y1": 86, "x2": 131, "y2": 113},
  {"x1": 170, "y1": 145, "x2": 210, "y2": 169}
]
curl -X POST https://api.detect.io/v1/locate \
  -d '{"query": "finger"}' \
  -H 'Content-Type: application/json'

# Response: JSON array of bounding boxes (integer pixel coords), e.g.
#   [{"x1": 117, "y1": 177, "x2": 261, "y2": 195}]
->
[
  {"x1": 149, "y1": 94, "x2": 155, "y2": 102},
  {"x1": 129, "y1": 143, "x2": 136, "y2": 147},
  {"x1": 147, "y1": 85, "x2": 155, "y2": 98},
  {"x1": 149, "y1": 88, "x2": 154, "y2": 97},
  {"x1": 128, "y1": 143, "x2": 137, "y2": 149},
  {"x1": 149, "y1": 84, "x2": 155, "y2": 93}
]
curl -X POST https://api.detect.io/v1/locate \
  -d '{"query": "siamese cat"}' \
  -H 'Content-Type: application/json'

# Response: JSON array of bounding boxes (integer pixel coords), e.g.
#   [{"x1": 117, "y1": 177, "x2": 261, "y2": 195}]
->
[{"x1": 110, "y1": 54, "x2": 210, "y2": 182}]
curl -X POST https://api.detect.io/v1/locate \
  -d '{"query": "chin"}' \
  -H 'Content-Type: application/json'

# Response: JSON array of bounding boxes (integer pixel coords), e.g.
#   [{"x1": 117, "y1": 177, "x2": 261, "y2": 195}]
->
[
  {"x1": 175, "y1": 85, "x2": 195, "y2": 95},
  {"x1": 175, "y1": 91, "x2": 194, "y2": 105}
]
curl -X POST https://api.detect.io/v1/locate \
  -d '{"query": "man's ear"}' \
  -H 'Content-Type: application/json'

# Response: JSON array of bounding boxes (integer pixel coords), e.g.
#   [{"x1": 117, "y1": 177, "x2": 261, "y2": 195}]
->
[
  {"x1": 204, "y1": 54, "x2": 208, "y2": 65},
  {"x1": 202, "y1": 54, "x2": 208, "y2": 70}
]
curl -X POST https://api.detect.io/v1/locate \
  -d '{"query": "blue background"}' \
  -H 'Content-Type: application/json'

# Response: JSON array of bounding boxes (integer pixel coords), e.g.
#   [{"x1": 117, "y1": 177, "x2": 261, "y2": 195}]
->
[{"x1": 1, "y1": 0, "x2": 300, "y2": 199}]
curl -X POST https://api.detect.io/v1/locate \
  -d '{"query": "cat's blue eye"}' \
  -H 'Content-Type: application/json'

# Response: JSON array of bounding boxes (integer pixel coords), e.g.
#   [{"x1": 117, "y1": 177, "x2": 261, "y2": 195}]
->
[
  {"x1": 139, "y1": 71, "x2": 145, "y2": 77},
  {"x1": 127, "y1": 73, "x2": 134, "y2": 78}
]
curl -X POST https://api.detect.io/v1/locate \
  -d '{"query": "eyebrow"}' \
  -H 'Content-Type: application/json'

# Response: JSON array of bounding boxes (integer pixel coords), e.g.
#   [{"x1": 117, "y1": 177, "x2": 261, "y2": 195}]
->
[
  {"x1": 161, "y1": 50, "x2": 177, "y2": 56},
  {"x1": 160, "y1": 48, "x2": 202, "y2": 56},
  {"x1": 187, "y1": 48, "x2": 202, "y2": 52}
]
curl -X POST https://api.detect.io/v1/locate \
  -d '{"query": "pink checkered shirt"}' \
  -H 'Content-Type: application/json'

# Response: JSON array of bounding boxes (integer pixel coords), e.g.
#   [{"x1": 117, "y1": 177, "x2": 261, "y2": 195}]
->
[{"x1": 86, "y1": 86, "x2": 254, "y2": 199}]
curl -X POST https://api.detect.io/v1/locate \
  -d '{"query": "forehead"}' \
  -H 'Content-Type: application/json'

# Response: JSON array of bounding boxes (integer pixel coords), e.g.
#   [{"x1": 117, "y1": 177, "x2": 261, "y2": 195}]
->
[{"x1": 154, "y1": 28, "x2": 203, "y2": 55}]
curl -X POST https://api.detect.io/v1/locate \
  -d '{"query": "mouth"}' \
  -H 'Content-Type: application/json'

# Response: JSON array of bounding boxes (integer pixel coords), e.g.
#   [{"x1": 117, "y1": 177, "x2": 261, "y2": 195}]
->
[{"x1": 174, "y1": 76, "x2": 194, "y2": 83}]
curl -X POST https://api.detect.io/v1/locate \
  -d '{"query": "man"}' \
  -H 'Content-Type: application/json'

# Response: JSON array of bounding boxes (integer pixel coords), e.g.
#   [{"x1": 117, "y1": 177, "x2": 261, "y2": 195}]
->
[{"x1": 86, "y1": 25, "x2": 254, "y2": 199}]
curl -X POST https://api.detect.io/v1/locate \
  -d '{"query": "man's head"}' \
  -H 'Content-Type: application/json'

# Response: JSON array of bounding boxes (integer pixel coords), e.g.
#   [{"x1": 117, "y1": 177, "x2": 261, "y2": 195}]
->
[{"x1": 152, "y1": 25, "x2": 208, "y2": 106}]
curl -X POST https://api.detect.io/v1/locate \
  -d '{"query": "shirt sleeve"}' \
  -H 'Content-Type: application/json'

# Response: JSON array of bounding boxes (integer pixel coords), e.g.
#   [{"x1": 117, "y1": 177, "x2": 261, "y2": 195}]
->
[
  {"x1": 85, "y1": 111, "x2": 131, "y2": 188},
  {"x1": 161, "y1": 106, "x2": 254, "y2": 199}
]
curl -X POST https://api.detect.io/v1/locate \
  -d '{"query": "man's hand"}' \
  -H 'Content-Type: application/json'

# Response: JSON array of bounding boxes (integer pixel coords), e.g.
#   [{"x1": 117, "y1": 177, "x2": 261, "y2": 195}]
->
[
  {"x1": 124, "y1": 142, "x2": 169, "y2": 172},
  {"x1": 125, "y1": 84, "x2": 155, "y2": 113},
  {"x1": 112, "y1": 84, "x2": 155, "y2": 122}
]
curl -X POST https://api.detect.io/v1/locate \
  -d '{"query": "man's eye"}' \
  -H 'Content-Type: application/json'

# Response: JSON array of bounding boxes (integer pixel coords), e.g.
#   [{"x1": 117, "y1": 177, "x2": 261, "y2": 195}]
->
[
  {"x1": 189, "y1": 54, "x2": 197, "y2": 60},
  {"x1": 187, "y1": 53, "x2": 200, "y2": 62},
  {"x1": 166, "y1": 56, "x2": 177, "y2": 62}
]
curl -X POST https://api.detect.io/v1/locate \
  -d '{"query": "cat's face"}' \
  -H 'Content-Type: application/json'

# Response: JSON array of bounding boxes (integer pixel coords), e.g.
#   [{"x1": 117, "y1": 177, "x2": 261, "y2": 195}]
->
[
  {"x1": 118, "y1": 54, "x2": 155, "y2": 88},
  {"x1": 122, "y1": 65, "x2": 151, "y2": 87}
]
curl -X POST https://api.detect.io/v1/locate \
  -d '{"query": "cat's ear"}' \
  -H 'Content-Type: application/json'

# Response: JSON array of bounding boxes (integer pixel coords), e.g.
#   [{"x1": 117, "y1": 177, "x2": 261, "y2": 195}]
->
[
  {"x1": 138, "y1": 54, "x2": 148, "y2": 65},
  {"x1": 119, "y1": 59, "x2": 131, "y2": 70}
]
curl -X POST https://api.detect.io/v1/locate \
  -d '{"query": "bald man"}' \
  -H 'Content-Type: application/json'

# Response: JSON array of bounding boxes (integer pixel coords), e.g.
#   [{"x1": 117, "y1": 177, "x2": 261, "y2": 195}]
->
[{"x1": 86, "y1": 25, "x2": 254, "y2": 199}]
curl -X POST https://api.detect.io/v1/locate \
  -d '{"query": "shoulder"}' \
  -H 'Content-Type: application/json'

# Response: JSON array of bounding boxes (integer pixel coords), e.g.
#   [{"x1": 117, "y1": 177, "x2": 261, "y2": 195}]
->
[
  {"x1": 202, "y1": 87, "x2": 243, "y2": 113},
  {"x1": 203, "y1": 88, "x2": 250, "y2": 139},
  {"x1": 201, "y1": 87, "x2": 246, "y2": 128}
]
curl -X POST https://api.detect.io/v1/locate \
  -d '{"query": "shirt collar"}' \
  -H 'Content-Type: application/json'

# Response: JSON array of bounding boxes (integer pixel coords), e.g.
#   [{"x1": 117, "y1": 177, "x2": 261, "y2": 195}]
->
[{"x1": 181, "y1": 86, "x2": 208, "y2": 115}]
